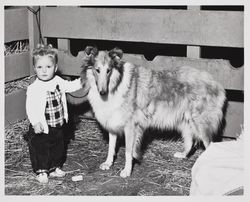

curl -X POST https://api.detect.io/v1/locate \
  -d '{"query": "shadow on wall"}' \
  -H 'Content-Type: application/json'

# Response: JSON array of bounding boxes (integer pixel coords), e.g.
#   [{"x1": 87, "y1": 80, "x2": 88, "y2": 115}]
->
[{"x1": 47, "y1": 38, "x2": 244, "y2": 68}]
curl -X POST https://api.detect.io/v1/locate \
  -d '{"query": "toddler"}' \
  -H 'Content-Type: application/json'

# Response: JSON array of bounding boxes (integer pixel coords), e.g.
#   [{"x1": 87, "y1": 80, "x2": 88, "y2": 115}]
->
[{"x1": 26, "y1": 44, "x2": 82, "y2": 183}]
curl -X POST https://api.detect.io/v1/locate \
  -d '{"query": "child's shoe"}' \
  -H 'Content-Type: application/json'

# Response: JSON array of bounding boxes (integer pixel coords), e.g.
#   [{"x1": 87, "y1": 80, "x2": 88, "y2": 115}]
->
[
  {"x1": 50, "y1": 168, "x2": 66, "y2": 177},
  {"x1": 36, "y1": 172, "x2": 48, "y2": 184}
]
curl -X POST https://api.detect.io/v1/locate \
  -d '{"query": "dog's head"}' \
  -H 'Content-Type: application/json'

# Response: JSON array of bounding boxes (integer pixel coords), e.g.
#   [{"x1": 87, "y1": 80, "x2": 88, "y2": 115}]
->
[{"x1": 81, "y1": 46, "x2": 124, "y2": 96}]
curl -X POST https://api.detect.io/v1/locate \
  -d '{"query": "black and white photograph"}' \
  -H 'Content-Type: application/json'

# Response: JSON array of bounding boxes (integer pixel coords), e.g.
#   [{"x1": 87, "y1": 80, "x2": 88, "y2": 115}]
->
[{"x1": 1, "y1": 0, "x2": 249, "y2": 200}]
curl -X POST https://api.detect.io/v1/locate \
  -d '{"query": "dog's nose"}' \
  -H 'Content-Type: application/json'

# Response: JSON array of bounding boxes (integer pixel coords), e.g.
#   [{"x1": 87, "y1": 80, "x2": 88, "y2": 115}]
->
[{"x1": 100, "y1": 90, "x2": 107, "y2": 96}]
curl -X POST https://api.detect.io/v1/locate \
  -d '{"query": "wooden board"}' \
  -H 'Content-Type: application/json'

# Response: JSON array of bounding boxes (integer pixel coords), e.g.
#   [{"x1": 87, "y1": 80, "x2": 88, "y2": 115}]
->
[
  {"x1": 41, "y1": 7, "x2": 243, "y2": 48},
  {"x1": 4, "y1": 52, "x2": 30, "y2": 82},
  {"x1": 5, "y1": 52, "x2": 30, "y2": 82},
  {"x1": 57, "y1": 51, "x2": 244, "y2": 91},
  {"x1": 125, "y1": 54, "x2": 244, "y2": 91},
  {"x1": 223, "y1": 101, "x2": 244, "y2": 138},
  {"x1": 5, "y1": 89, "x2": 27, "y2": 125},
  {"x1": 4, "y1": 8, "x2": 28, "y2": 43}
]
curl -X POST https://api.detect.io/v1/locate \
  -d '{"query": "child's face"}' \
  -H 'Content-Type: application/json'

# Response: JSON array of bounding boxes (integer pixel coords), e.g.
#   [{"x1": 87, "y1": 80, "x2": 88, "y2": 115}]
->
[{"x1": 34, "y1": 55, "x2": 58, "y2": 81}]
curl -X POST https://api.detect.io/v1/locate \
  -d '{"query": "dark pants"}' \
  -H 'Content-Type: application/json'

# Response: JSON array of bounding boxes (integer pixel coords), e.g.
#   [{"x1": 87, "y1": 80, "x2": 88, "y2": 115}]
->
[{"x1": 27, "y1": 124, "x2": 65, "y2": 174}]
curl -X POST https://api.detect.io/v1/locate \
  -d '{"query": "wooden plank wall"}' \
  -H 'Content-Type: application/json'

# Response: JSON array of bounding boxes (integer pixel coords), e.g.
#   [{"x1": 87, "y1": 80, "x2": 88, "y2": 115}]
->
[
  {"x1": 4, "y1": 6, "x2": 39, "y2": 125},
  {"x1": 4, "y1": 8, "x2": 30, "y2": 83},
  {"x1": 4, "y1": 6, "x2": 40, "y2": 83}
]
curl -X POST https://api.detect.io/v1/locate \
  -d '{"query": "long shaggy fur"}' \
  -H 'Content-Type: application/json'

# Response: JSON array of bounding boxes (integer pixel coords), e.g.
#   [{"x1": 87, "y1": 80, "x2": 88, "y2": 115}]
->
[{"x1": 80, "y1": 46, "x2": 226, "y2": 177}]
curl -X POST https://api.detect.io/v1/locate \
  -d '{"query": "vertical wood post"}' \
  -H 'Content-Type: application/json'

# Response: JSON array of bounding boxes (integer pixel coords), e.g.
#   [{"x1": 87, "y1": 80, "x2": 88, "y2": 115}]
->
[
  {"x1": 28, "y1": 6, "x2": 40, "y2": 76},
  {"x1": 187, "y1": 6, "x2": 201, "y2": 59},
  {"x1": 57, "y1": 38, "x2": 71, "y2": 76},
  {"x1": 58, "y1": 38, "x2": 71, "y2": 52}
]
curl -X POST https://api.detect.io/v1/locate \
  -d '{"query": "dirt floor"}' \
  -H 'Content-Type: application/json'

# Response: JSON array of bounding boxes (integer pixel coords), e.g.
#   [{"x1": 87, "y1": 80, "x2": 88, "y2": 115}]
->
[{"x1": 5, "y1": 110, "x2": 202, "y2": 196}]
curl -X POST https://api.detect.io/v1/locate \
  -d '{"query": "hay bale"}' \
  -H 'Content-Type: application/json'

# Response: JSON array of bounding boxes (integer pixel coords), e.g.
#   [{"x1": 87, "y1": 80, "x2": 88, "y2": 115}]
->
[
  {"x1": 5, "y1": 40, "x2": 32, "y2": 94},
  {"x1": 4, "y1": 40, "x2": 29, "y2": 56}
]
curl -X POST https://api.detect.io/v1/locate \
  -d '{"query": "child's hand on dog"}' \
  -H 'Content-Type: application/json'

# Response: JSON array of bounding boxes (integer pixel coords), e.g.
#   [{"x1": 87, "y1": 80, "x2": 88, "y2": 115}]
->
[{"x1": 33, "y1": 122, "x2": 44, "y2": 134}]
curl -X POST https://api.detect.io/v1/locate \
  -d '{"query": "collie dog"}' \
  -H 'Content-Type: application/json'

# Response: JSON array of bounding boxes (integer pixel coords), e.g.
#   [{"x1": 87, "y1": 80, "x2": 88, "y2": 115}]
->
[{"x1": 80, "y1": 46, "x2": 226, "y2": 178}]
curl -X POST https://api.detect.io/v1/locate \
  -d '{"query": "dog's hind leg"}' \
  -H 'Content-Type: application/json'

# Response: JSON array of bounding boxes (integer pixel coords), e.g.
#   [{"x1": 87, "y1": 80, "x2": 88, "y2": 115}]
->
[
  {"x1": 174, "y1": 122, "x2": 194, "y2": 158},
  {"x1": 199, "y1": 122, "x2": 213, "y2": 149},
  {"x1": 100, "y1": 133, "x2": 117, "y2": 170}
]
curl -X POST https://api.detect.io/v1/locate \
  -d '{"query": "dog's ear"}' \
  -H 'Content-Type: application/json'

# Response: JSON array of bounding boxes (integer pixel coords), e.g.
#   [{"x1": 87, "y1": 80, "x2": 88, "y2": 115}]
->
[
  {"x1": 108, "y1": 47, "x2": 123, "y2": 60},
  {"x1": 81, "y1": 46, "x2": 98, "y2": 70},
  {"x1": 109, "y1": 47, "x2": 124, "y2": 69},
  {"x1": 84, "y1": 46, "x2": 98, "y2": 57}
]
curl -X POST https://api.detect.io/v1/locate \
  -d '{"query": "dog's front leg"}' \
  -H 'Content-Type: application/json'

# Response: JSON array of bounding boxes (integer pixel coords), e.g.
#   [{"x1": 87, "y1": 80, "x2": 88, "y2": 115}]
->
[
  {"x1": 120, "y1": 123, "x2": 135, "y2": 178},
  {"x1": 100, "y1": 133, "x2": 117, "y2": 170}
]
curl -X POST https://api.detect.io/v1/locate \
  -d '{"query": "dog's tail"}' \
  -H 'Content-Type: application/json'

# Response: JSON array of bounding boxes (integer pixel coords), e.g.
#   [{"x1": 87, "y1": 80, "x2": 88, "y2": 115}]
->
[
  {"x1": 212, "y1": 85, "x2": 227, "y2": 140},
  {"x1": 201, "y1": 84, "x2": 227, "y2": 142}
]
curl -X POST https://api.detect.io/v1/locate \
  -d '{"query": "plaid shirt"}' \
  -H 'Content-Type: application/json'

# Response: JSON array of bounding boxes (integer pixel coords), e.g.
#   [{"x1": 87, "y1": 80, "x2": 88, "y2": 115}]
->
[{"x1": 45, "y1": 85, "x2": 64, "y2": 128}]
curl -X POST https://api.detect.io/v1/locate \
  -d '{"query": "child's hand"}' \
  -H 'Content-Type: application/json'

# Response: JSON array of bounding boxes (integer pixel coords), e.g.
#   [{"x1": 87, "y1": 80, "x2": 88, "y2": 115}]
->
[{"x1": 33, "y1": 122, "x2": 44, "y2": 134}]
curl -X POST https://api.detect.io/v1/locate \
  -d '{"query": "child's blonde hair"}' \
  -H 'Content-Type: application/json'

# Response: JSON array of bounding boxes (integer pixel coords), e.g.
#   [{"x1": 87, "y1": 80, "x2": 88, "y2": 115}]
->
[{"x1": 32, "y1": 44, "x2": 58, "y2": 66}]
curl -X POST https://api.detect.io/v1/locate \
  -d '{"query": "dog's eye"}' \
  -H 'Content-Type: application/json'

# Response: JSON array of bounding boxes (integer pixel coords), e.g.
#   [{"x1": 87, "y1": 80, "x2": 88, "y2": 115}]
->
[
  {"x1": 107, "y1": 68, "x2": 112, "y2": 74},
  {"x1": 95, "y1": 67, "x2": 100, "y2": 73}
]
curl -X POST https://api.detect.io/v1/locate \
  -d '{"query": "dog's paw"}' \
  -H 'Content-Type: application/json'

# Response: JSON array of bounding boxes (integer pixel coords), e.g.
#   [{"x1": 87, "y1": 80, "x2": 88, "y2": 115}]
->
[
  {"x1": 99, "y1": 162, "x2": 112, "y2": 170},
  {"x1": 173, "y1": 152, "x2": 186, "y2": 159},
  {"x1": 120, "y1": 168, "x2": 131, "y2": 178}
]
